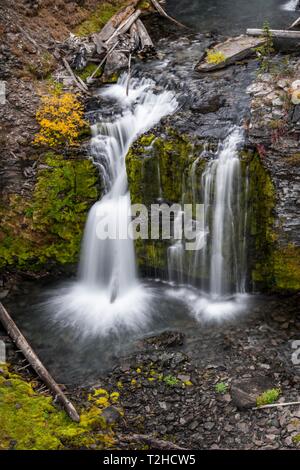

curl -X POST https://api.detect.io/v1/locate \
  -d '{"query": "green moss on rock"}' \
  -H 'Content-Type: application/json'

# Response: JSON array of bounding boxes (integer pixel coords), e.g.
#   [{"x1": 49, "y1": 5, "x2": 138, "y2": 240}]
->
[
  {"x1": 245, "y1": 152, "x2": 300, "y2": 293},
  {"x1": 273, "y1": 245, "x2": 300, "y2": 291},
  {"x1": 75, "y1": 1, "x2": 126, "y2": 37},
  {"x1": 0, "y1": 364, "x2": 117, "y2": 450},
  {"x1": 0, "y1": 153, "x2": 99, "y2": 270},
  {"x1": 126, "y1": 129, "x2": 205, "y2": 272}
]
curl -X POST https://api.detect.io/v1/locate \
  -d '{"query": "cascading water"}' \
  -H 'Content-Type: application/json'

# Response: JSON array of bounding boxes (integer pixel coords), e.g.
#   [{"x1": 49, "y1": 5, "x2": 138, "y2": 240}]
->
[
  {"x1": 48, "y1": 74, "x2": 178, "y2": 334},
  {"x1": 203, "y1": 127, "x2": 246, "y2": 299},
  {"x1": 282, "y1": 0, "x2": 299, "y2": 11},
  {"x1": 167, "y1": 127, "x2": 248, "y2": 318}
]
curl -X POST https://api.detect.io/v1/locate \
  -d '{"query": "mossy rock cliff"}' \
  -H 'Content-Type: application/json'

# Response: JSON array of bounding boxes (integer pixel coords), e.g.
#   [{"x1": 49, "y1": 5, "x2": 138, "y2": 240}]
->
[
  {"x1": 0, "y1": 152, "x2": 99, "y2": 271},
  {"x1": 126, "y1": 129, "x2": 205, "y2": 274},
  {"x1": 127, "y1": 130, "x2": 300, "y2": 293}
]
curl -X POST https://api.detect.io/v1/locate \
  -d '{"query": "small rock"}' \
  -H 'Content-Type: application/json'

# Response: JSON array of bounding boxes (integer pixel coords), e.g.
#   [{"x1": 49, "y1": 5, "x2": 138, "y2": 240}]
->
[
  {"x1": 177, "y1": 374, "x2": 190, "y2": 382},
  {"x1": 237, "y1": 422, "x2": 249, "y2": 433},
  {"x1": 231, "y1": 376, "x2": 274, "y2": 410},
  {"x1": 158, "y1": 401, "x2": 167, "y2": 410},
  {"x1": 204, "y1": 421, "x2": 215, "y2": 431},
  {"x1": 190, "y1": 421, "x2": 199, "y2": 431},
  {"x1": 101, "y1": 406, "x2": 122, "y2": 424}
]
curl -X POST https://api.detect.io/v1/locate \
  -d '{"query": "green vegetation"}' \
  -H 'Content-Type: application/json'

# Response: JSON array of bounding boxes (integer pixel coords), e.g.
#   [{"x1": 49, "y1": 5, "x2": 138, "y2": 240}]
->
[
  {"x1": 0, "y1": 365, "x2": 117, "y2": 450},
  {"x1": 206, "y1": 49, "x2": 226, "y2": 65},
  {"x1": 254, "y1": 22, "x2": 275, "y2": 73},
  {"x1": 215, "y1": 382, "x2": 228, "y2": 394},
  {"x1": 75, "y1": 1, "x2": 127, "y2": 37},
  {"x1": 256, "y1": 388, "x2": 281, "y2": 407},
  {"x1": 126, "y1": 129, "x2": 205, "y2": 273},
  {"x1": 0, "y1": 153, "x2": 99, "y2": 270},
  {"x1": 77, "y1": 63, "x2": 103, "y2": 81},
  {"x1": 163, "y1": 375, "x2": 179, "y2": 387}
]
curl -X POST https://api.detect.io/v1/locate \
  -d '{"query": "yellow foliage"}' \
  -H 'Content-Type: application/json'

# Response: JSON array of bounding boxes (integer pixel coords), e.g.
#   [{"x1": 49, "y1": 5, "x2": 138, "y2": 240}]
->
[
  {"x1": 34, "y1": 92, "x2": 87, "y2": 148},
  {"x1": 206, "y1": 49, "x2": 226, "y2": 65}
]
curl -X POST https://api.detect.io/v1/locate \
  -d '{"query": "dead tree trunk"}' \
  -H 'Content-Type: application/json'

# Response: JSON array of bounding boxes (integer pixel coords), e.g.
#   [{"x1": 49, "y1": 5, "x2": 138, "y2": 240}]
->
[
  {"x1": 247, "y1": 28, "x2": 300, "y2": 39},
  {"x1": 93, "y1": 4, "x2": 136, "y2": 43},
  {"x1": 136, "y1": 19, "x2": 154, "y2": 49},
  {"x1": 106, "y1": 9, "x2": 142, "y2": 45},
  {"x1": 0, "y1": 302, "x2": 80, "y2": 423},
  {"x1": 150, "y1": 0, "x2": 187, "y2": 28}
]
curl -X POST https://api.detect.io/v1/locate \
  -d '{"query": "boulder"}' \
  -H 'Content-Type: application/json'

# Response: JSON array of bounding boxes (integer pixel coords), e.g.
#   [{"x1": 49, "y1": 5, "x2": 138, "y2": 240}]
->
[{"x1": 231, "y1": 375, "x2": 274, "y2": 410}]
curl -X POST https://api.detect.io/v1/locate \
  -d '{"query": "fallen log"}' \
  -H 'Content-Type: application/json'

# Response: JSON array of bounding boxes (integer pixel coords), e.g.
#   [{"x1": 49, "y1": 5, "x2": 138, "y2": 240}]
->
[
  {"x1": 196, "y1": 35, "x2": 266, "y2": 72},
  {"x1": 253, "y1": 400, "x2": 300, "y2": 410},
  {"x1": 150, "y1": 0, "x2": 187, "y2": 28},
  {"x1": 136, "y1": 18, "x2": 154, "y2": 50},
  {"x1": 62, "y1": 58, "x2": 90, "y2": 94},
  {"x1": 0, "y1": 302, "x2": 80, "y2": 423},
  {"x1": 120, "y1": 433, "x2": 187, "y2": 450},
  {"x1": 288, "y1": 16, "x2": 300, "y2": 29},
  {"x1": 130, "y1": 21, "x2": 140, "y2": 51},
  {"x1": 95, "y1": 4, "x2": 136, "y2": 43},
  {"x1": 126, "y1": 53, "x2": 132, "y2": 95},
  {"x1": 106, "y1": 9, "x2": 142, "y2": 45},
  {"x1": 247, "y1": 28, "x2": 300, "y2": 39}
]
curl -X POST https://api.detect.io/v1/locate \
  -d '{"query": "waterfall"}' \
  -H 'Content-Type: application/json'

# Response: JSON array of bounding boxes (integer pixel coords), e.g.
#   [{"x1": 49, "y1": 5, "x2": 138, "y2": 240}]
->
[
  {"x1": 282, "y1": 0, "x2": 299, "y2": 10},
  {"x1": 167, "y1": 127, "x2": 248, "y2": 300},
  {"x1": 79, "y1": 74, "x2": 178, "y2": 303},
  {"x1": 204, "y1": 127, "x2": 245, "y2": 299}
]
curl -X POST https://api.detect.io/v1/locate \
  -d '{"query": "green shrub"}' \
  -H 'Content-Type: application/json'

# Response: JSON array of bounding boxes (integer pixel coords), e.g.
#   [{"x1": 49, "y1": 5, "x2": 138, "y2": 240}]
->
[{"x1": 256, "y1": 388, "x2": 281, "y2": 407}]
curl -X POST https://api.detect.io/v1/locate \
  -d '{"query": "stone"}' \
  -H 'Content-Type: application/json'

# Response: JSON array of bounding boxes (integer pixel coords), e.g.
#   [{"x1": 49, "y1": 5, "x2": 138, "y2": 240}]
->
[
  {"x1": 101, "y1": 406, "x2": 122, "y2": 425},
  {"x1": 0, "y1": 290, "x2": 9, "y2": 300},
  {"x1": 177, "y1": 374, "x2": 191, "y2": 382},
  {"x1": 291, "y1": 105, "x2": 300, "y2": 123},
  {"x1": 231, "y1": 376, "x2": 274, "y2": 410},
  {"x1": 158, "y1": 401, "x2": 168, "y2": 410},
  {"x1": 237, "y1": 422, "x2": 249, "y2": 433},
  {"x1": 204, "y1": 421, "x2": 215, "y2": 431}
]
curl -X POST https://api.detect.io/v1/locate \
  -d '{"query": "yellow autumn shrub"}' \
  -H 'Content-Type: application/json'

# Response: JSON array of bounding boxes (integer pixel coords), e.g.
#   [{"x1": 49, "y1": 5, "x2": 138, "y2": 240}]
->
[{"x1": 34, "y1": 92, "x2": 87, "y2": 148}]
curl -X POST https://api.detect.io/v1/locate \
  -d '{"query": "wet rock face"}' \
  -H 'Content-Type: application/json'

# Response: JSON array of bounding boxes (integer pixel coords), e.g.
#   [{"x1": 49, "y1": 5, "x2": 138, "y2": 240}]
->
[
  {"x1": 246, "y1": 61, "x2": 300, "y2": 292},
  {"x1": 134, "y1": 33, "x2": 255, "y2": 140},
  {"x1": 247, "y1": 64, "x2": 300, "y2": 247}
]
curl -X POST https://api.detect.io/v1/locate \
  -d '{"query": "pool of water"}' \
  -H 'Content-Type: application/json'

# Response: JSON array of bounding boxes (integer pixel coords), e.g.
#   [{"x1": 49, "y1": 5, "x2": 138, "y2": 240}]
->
[
  {"x1": 2, "y1": 278, "x2": 283, "y2": 386},
  {"x1": 167, "y1": 0, "x2": 299, "y2": 34}
]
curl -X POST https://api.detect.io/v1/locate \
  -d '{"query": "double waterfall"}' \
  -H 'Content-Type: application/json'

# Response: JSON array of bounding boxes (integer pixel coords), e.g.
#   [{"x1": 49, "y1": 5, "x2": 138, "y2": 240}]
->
[{"x1": 53, "y1": 74, "x2": 249, "y2": 334}]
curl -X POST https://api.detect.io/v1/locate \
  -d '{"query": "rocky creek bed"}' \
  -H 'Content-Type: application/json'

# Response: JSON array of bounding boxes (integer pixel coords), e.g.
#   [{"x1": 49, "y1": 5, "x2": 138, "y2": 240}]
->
[{"x1": 1, "y1": 288, "x2": 300, "y2": 449}]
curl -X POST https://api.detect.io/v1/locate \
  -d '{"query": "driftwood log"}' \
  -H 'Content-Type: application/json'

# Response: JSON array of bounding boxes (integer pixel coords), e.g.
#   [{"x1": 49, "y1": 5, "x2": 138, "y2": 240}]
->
[
  {"x1": 106, "y1": 9, "x2": 142, "y2": 44},
  {"x1": 95, "y1": 2, "x2": 139, "y2": 43},
  {"x1": 136, "y1": 18, "x2": 154, "y2": 50},
  {"x1": 150, "y1": 0, "x2": 187, "y2": 28},
  {"x1": 247, "y1": 28, "x2": 300, "y2": 39},
  {"x1": 289, "y1": 17, "x2": 300, "y2": 30},
  {"x1": 62, "y1": 58, "x2": 90, "y2": 94},
  {"x1": 0, "y1": 302, "x2": 80, "y2": 423}
]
